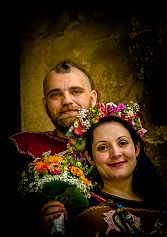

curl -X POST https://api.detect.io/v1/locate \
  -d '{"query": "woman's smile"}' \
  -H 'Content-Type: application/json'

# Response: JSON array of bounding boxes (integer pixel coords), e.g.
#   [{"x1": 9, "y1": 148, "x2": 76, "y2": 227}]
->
[{"x1": 108, "y1": 161, "x2": 127, "y2": 168}]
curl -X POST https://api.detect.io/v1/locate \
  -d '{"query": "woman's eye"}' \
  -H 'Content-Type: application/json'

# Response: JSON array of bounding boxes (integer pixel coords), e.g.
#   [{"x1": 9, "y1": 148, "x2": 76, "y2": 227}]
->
[
  {"x1": 98, "y1": 145, "x2": 108, "y2": 151},
  {"x1": 119, "y1": 140, "x2": 128, "y2": 146}
]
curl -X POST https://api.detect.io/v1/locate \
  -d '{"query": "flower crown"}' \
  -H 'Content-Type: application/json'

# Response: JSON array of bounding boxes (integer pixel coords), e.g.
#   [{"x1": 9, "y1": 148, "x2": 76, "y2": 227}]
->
[{"x1": 66, "y1": 101, "x2": 147, "y2": 153}]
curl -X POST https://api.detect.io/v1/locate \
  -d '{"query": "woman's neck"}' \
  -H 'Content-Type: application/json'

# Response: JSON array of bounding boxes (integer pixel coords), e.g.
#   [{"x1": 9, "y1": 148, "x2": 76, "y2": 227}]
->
[{"x1": 102, "y1": 179, "x2": 143, "y2": 201}]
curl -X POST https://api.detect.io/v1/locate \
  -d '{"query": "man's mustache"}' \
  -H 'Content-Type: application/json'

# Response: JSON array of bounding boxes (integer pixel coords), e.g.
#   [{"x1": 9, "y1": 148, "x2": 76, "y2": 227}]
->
[{"x1": 60, "y1": 106, "x2": 80, "y2": 113}]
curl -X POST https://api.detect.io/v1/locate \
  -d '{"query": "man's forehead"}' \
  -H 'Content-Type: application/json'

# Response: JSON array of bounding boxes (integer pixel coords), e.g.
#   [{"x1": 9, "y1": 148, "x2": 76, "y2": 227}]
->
[{"x1": 47, "y1": 70, "x2": 89, "y2": 86}]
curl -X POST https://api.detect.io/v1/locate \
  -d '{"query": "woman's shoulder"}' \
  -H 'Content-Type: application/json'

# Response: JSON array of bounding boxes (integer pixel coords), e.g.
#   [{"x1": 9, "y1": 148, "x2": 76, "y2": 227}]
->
[{"x1": 73, "y1": 190, "x2": 167, "y2": 237}]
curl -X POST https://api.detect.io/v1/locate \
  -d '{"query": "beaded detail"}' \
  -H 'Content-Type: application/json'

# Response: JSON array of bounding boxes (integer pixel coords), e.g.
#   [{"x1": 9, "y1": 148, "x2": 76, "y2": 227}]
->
[{"x1": 91, "y1": 192, "x2": 167, "y2": 236}]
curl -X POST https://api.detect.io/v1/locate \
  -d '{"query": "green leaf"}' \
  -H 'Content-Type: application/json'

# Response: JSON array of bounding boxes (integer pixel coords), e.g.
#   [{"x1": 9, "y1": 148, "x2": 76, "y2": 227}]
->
[
  {"x1": 55, "y1": 186, "x2": 89, "y2": 209},
  {"x1": 65, "y1": 130, "x2": 74, "y2": 137},
  {"x1": 42, "y1": 180, "x2": 71, "y2": 196}
]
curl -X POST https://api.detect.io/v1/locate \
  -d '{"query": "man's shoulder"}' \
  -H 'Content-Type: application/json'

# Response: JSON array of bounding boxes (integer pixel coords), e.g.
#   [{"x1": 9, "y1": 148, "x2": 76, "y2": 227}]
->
[
  {"x1": 8, "y1": 131, "x2": 54, "y2": 157},
  {"x1": 9, "y1": 131, "x2": 50, "y2": 141},
  {"x1": 8, "y1": 131, "x2": 68, "y2": 158}
]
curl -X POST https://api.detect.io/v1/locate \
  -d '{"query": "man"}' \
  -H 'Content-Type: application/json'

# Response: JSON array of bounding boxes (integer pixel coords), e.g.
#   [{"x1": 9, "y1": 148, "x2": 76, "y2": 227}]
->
[
  {"x1": 42, "y1": 60, "x2": 97, "y2": 138},
  {"x1": 10, "y1": 60, "x2": 97, "y2": 236}
]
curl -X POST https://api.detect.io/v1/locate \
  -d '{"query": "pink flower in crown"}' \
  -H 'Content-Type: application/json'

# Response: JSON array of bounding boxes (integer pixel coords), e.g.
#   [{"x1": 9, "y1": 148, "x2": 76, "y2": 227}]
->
[
  {"x1": 74, "y1": 126, "x2": 84, "y2": 136},
  {"x1": 132, "y1": 112, "x2": 139, "y2": 119},
  {"x1": 111, "y1": 103, "x2": 124, "y2": 113},
  {"x1": 138, "y1": 128, "x2": 148, "y2": 137},
  {"x1": 110, "y1": 104, "x2": 118, "y2": 113},
  {"x1": 120, "y1": 113, "x2": 127, "y2": 120},
  {"x1": 73, "y1": 119, "x2": 87, "y2": 136},
  {"x1": 121, "y1": 114, "x2": 134, "y2": 127},
  {"x1": 105, "y1": 103, "x2": 113, "y2": 114},
  {"x1": 128, "y1": 116, "x2": 135, "y2": 126},
  {"x1": 117, "y1": 103, "x2": 126, "y2": 112},
  {"x1": 99, "y1": 103, "x2": 108, "y2": 116},
  {"x1": 104, "y1": 103, "x2": 115, "y2": 114}
]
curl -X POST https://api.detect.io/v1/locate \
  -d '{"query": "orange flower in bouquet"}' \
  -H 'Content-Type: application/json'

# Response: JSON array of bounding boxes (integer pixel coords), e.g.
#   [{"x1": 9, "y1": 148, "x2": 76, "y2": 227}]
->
[{"x1": 17, "y1": 150, "x2": 94, "y2": 236}]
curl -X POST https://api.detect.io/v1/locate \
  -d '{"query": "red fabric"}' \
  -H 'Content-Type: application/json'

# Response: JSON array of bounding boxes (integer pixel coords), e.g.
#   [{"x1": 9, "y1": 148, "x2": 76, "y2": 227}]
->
[{"x1": 9, "y1": 131, "x2": 68, "y2": 160}]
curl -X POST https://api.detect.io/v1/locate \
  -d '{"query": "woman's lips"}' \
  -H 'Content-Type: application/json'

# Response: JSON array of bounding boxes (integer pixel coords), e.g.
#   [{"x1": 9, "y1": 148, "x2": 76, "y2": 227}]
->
[{"x1": 108, "y1": 161, "x2": 126, "y2": 167}]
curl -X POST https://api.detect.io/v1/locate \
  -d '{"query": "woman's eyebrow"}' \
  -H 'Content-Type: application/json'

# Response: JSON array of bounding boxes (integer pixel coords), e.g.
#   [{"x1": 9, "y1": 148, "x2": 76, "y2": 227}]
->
[{"x1": 117, "y1": 136, "x2": 130, "y2": 140}]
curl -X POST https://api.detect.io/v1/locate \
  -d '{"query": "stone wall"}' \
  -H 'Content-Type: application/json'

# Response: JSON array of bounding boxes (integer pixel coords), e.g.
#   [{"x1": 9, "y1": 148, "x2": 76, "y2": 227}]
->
[{"x1": 20, "y1": 5, "x2": 167, "y2": 187}]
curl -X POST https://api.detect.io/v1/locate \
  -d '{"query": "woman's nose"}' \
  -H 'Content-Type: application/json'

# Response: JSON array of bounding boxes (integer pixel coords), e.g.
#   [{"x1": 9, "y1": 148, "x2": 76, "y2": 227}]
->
[{"x1": 109, "y1": 145, "x2": 121, "y2": 159}]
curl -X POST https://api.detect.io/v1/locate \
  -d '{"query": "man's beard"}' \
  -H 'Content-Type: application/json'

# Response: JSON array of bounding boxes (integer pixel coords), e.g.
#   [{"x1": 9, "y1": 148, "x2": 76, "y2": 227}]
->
[
  {"x1": 46, "y1": 102, "x2": 91, "y2": 134},
  {"x1": 56, "y1": 116, "x2": 77, "y2": 134}
]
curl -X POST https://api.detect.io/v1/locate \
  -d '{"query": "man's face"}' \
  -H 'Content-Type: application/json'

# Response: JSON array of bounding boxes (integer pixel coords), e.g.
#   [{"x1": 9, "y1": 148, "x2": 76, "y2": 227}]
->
[{"x1": 43, "y1": 67, "x2": 97, "y2": 137}]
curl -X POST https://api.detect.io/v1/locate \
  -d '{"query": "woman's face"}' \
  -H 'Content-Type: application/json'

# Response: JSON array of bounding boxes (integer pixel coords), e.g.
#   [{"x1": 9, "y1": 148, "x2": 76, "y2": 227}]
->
[{"x1": 91, "y1": 121, "x2": 140, "y2": 183}]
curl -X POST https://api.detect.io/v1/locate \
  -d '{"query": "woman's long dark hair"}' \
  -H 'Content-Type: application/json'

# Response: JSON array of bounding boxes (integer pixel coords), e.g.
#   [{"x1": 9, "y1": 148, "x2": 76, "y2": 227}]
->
[{"x1": 85, "y1": 115, "x2": 167, "y2": 207}]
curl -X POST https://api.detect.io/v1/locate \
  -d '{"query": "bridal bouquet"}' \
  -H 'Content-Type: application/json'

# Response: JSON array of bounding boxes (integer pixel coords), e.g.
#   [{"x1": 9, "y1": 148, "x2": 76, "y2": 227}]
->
[{"x1": 17, "y1": 150, "x2": 94, "y2": 236}]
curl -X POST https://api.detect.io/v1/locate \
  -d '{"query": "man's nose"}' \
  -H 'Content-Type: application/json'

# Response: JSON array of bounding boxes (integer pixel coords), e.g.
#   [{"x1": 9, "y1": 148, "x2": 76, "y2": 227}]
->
[{"x1": 62, "y1": 93, "x2": 73, "y2": 104}]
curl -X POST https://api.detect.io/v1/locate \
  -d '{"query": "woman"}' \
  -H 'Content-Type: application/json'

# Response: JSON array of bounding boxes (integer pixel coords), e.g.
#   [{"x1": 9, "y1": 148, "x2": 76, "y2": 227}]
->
[{"x1": 71, "y1": 109, "x2": 167, "y2": 237}]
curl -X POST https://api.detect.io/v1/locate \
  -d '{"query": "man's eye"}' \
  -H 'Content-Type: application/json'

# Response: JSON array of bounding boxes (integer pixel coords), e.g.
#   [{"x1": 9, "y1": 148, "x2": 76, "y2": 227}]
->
[
  {"x1": 72, "y1": 90, "x2": 82, "y2": 94},
  {"x1": 49, "y1": 92, "x2": 61, "y2": 97}
]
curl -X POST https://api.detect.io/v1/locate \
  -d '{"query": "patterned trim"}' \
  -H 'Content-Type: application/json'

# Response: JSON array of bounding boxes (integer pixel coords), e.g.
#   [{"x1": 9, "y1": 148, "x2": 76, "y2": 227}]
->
[
  {"x1": 9, "y1": 136, "x2": 37, "y2": 159},
  {"x1": 46, "y1": 130, "x2": 68, "y2": 143},
  {"x1": 77, "y1": 205, "x2": 109, "y2": 217},
  {"x1": 9, "y1": 130, "x2": 68, "y2": 159}
]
